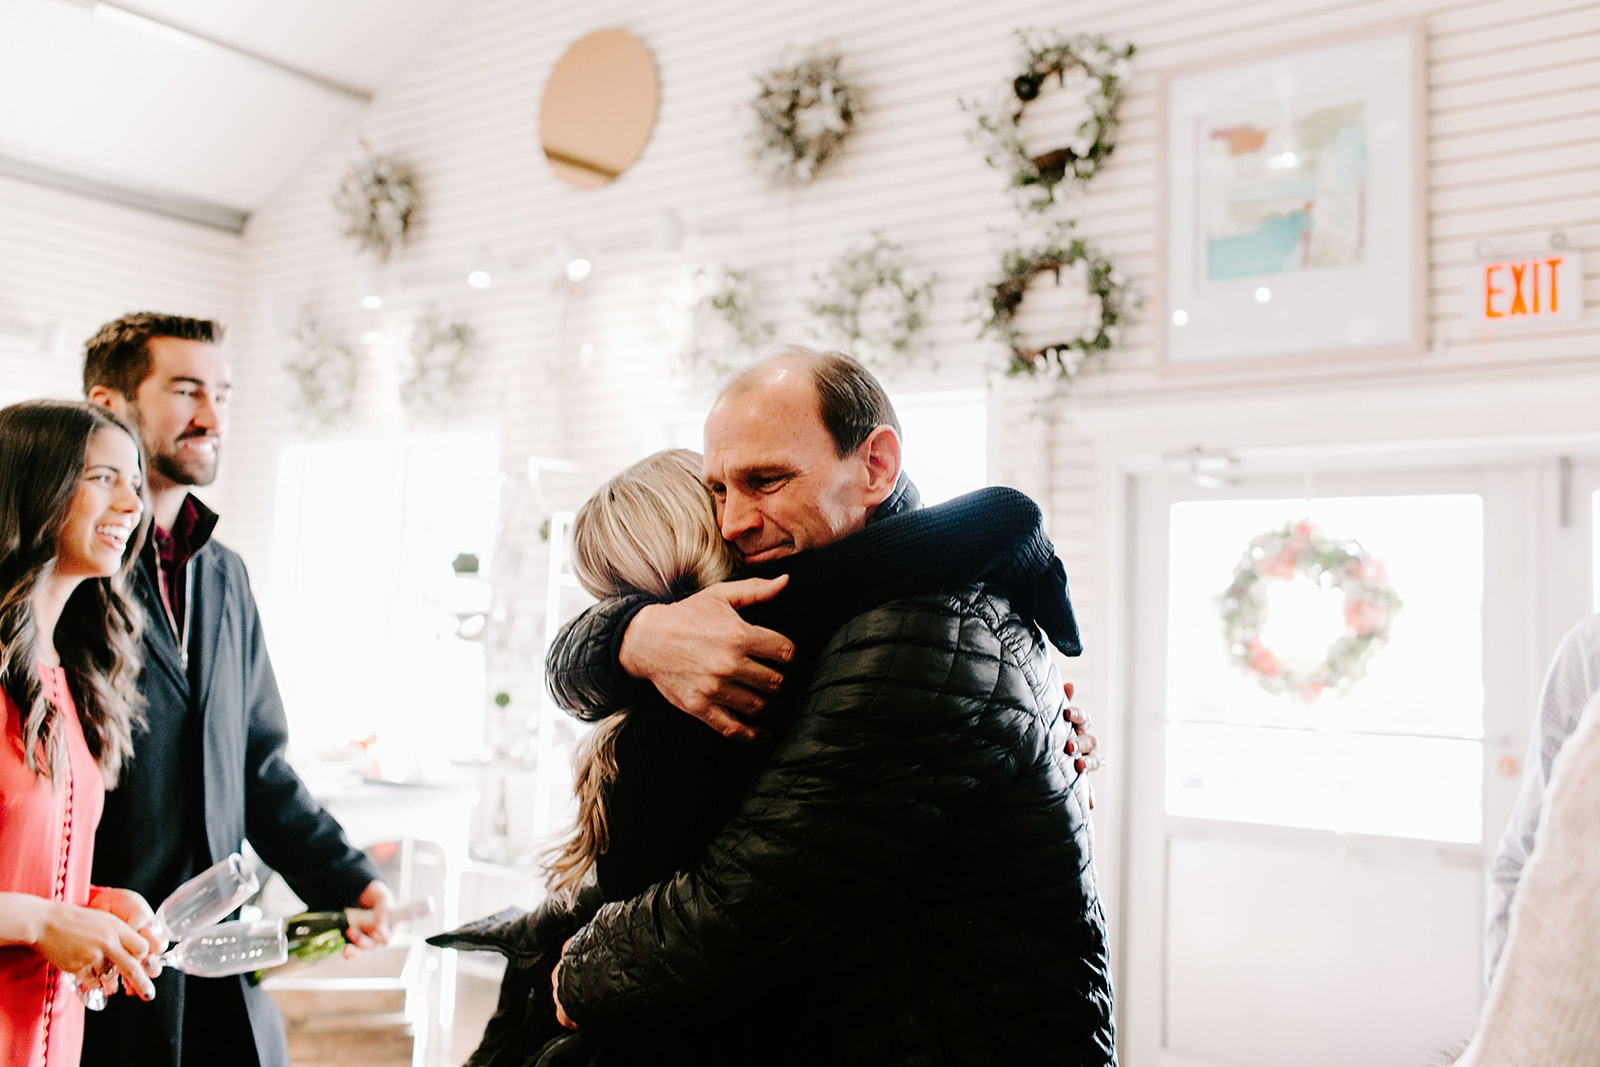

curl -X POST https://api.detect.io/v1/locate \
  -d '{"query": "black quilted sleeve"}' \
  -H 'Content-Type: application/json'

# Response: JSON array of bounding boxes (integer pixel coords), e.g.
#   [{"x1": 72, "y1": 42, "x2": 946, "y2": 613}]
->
[
  {"x1": 544, "y1": 592, "x2": 656, "y2": 721},
  {"x1": 555, "y1": 591, "x2": 1053, "y2": 1022}
]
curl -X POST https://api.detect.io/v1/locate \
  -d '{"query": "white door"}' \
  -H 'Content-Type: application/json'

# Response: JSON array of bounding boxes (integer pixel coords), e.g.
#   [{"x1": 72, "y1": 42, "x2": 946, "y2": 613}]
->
[{"x1": 1119, "y1": 459, "x2": 1587, "y2": 1067}]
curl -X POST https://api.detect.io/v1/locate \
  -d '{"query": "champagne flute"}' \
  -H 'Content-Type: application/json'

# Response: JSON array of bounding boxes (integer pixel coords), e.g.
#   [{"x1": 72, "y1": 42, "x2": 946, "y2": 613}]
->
[
  {"x1": 78, "y1": 853, "x2": 261, "y2": 1009},
  {"x1": 147, "y1": 853, "x2": 261, "y2": 943},
  {"x1": 156, "y1": 918, "x2": 288, "y2": 978}
]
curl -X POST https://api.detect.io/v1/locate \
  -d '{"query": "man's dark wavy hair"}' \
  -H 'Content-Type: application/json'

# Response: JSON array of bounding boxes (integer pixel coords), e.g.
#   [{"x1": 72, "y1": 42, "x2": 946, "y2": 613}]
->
[{"x1": 83, "y1": 311, "x2": 225, "y2": 399}]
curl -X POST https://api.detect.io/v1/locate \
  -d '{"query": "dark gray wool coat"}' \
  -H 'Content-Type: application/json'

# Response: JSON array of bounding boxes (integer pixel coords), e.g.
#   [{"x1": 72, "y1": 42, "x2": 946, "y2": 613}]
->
[{"x1": 84, "y1": 500, "x2": 379, "y2": 1067}]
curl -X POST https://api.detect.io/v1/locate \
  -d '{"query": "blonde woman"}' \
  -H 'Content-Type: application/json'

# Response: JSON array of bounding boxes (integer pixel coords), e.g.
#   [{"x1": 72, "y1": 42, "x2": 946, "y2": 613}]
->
[{"x1": 544, "y1": 449, "x2": 748, "y2": 908}]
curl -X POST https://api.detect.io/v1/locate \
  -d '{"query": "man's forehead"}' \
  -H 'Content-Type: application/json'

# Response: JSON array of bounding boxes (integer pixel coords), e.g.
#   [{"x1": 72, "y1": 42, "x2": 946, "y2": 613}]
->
[{"x1": 147, "y1": 337, "x2": 231, "y2": 385}]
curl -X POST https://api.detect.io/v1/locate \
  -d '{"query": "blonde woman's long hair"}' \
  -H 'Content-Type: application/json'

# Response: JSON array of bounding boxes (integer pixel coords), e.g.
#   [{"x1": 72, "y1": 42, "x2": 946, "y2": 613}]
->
[{"x1": 543, "y1": 449, "x2": 736, "y2": 905}]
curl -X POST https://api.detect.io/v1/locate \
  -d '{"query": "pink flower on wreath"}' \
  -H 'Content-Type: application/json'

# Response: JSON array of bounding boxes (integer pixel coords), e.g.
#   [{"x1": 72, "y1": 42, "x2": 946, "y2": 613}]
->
[
  {"x1": 1356, "y1": 556, "x2": 1390, "y2": 585},
  {"x1": 1246, "y1": 638, "x2": 1284, "y2": 677},
  {"x1": 1344, "y1": 598, "x2": 1387, "y2": 637},
  {"x1": 1258, "y1": 551, "x2": 1297, "y2": 581}
]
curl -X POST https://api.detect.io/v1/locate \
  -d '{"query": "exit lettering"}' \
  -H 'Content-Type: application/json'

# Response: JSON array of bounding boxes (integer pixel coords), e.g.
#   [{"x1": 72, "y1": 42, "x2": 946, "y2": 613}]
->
[{"x1": 1474, "y1": 252, "x2": 1584, "y2": 325}]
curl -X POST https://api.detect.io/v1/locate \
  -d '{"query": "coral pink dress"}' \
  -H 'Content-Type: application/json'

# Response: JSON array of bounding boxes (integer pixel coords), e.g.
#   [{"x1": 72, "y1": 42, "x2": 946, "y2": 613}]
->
[{"x1": 0, "y1": 666, "x2": 105, "y2": 1067}]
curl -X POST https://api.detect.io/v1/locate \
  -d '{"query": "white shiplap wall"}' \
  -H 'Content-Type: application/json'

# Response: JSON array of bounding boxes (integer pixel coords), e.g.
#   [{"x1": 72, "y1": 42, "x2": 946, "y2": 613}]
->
[
  {"x1": 0, "y1": 175, "x2": 242, "y2": 511},
  {"x1": 212, "y1": 0, "x2": 1596, "y2": 1033},
  {"x1": 226, "y1": 0, "x2": 1598, "y2": 733}
]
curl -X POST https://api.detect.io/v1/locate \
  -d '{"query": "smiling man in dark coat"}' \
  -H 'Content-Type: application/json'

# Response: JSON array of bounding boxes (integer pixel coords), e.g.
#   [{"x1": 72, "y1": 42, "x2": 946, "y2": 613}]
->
[{"x1": 81, "y1": 312, "x2": 391, "y2": 1067}]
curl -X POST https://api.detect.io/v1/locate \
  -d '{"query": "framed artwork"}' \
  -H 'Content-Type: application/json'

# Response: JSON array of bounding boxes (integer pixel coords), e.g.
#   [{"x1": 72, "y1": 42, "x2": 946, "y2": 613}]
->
[{"x1": 1157, "y1": 21, "x2": 1427, "y2": 368}]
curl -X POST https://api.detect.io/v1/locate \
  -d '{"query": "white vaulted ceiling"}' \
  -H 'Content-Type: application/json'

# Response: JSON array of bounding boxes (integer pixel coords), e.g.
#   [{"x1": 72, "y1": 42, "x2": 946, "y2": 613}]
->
[{"x1": 0, "y1": 0, "x2": 469, "y2": 231}]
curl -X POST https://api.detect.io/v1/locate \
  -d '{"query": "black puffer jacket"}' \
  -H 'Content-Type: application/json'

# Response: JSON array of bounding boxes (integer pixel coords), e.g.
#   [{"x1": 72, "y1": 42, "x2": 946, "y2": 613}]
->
[{"x1": 557, "y1": 581, "x2": 1115, "y2": 1065}]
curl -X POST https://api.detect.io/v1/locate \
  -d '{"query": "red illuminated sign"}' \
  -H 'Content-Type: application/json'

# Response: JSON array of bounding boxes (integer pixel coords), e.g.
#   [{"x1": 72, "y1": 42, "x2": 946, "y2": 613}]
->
[{"x1": 1473, "y1": 252, "x2": 1583, "y2": 325}]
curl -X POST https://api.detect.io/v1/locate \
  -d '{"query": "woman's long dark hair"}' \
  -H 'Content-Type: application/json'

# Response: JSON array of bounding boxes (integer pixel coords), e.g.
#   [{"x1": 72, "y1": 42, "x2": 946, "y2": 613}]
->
[{"x1": 0, "y1": 400, "x2": 150, "y2": 786}]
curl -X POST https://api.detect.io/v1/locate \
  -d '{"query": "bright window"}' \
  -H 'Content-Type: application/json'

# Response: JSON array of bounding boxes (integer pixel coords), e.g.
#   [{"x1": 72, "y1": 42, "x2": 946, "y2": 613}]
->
[
  {"x1": 891, "y1": 390, "x2": 988, "y2": 504},
  {"x1": 1164, "y1": 494, "x2": 1485, "y2": 842},
  {"x1": 269, "y1": 431, "x2": 499, "y2": 779}
]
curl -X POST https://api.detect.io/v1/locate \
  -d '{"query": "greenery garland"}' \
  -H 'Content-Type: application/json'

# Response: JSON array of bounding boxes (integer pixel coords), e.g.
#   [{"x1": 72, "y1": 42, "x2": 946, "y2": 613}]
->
[
  {"x1": 285, "y1": 316, "x2": 358, "y2": 430},
  {"x1": 1219, "y1": 520, "x2": 1404, "y2": 703},
  {"x1": 332, "y1": 147, "x2": 420, "y2": 261},
  {"x1": 962, "y1": 30, "x2": 1135, "y2": 212},
  {"x1": 401, "y1": 309, "x2": 477, "y2": 416},
  {"x1": 751, "y1": 52, "x2": 861, "y2": 186},
  {"x1": 677, "y1": 267, "x2": 775, "y2": 378},
  {"x1": 975, "y1": 223, "x2": 1133, "y2": 380},
  {"x1": 807, "y1": 234, "x2": 935, "y2": 371}
]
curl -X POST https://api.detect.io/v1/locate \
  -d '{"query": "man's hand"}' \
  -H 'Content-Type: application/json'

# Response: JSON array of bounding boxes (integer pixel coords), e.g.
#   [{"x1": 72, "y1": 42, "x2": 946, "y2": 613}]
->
[
  {"x1": 618, "y1": 576, "x2": 794, "y2": 741},
  {"x1": 552, "y1": 935, "x2": 578, "y2": 1030},
  {"x1": 1062, "y1": 682, "x2": 1100, "y2": 809},
  {"x1": 344, "y1": 880, "x2": 393, "y2": 955}
]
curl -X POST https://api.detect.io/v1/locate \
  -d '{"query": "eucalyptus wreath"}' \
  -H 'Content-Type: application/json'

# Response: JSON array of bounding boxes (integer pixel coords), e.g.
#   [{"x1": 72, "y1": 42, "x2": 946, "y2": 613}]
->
[
  {"x1": 677, "y1": 267, "x2": 776, "y2": 378},
  {"x1": 332, "y1": 147, "x2": 420, "y2": 261},
  {"x1": 963, "y1": 30, "x2": 1135, "y2": 212},
  {"x1": 751, "y1": 52, "x2": 861, "y2": 186},
  {"x1": 285, "y1": 316, "x2": 359, "y2": 429},
  {"x1": 401, "y1": 308, "x2": 477, "y2": 416},
  {"x1": 807, "y1": 234, "x2": 935, "y2": 371},
  {"x1": 975, "y1": 223, "x2": 1133, "y2": 381}
]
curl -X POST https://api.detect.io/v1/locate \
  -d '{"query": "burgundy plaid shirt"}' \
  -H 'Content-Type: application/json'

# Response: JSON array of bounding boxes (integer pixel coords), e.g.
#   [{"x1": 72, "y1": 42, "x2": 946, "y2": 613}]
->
[{"x1": 150, "y1": 495, "x2": 216, "y2": 636}]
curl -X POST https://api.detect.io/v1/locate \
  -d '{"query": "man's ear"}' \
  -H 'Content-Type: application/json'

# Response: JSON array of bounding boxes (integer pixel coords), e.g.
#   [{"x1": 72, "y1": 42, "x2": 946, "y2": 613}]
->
[
  {"x1": 86, "y1": 384, "x2": 128, "y2": 417},
  {"x1": 860, "y1": 425, "x2": 901, "y2": 508}
]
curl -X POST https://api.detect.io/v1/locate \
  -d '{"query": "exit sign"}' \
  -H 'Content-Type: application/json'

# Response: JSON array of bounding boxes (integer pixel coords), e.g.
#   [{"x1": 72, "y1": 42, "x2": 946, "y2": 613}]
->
[{"x1": 1471, "y1": 251, "x2": 1584, "y2": 326}]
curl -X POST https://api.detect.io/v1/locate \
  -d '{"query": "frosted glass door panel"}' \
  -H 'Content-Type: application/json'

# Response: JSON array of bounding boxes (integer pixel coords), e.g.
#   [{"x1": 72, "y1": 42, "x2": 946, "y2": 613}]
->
[{"x1": 1165, "y1": 494, "x2": 1484, "y2": 841}]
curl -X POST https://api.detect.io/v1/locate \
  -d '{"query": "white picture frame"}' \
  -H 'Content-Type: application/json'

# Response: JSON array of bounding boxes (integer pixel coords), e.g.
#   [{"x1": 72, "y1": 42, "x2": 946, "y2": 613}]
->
[{"x1": 1157, "y1": 21, "x2": 1428, "y2": 369}]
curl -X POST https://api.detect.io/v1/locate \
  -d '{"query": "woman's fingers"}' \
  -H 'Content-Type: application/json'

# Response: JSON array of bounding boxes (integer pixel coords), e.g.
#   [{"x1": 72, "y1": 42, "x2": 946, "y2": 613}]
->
[{"x1": 111, "y1": 925, "x2": 156, "y2": 1000}]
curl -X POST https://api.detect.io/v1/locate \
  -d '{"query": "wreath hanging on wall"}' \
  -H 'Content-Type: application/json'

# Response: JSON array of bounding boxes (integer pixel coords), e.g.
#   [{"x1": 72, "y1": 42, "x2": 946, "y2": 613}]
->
[
  {"x1": 975, "y1": 223, "x2": 1133, "y2": 381},
  {"x1": 963, "y1": 30, "x2": 1135, "y2": 212},
  {"x1": 751, "y1": 52, "x2": 862, "y2": 186},
  {"x1": 285, "y1": 316, "x2": 359, "y2": 430},
  {"x1": 332, "y1": 146, "x2": 420, "y2": 261},
  {"x1": 1219, "y1": 520, "x2": 1403, "y2": 703},
  {"x1": 807, "y1": 234, "x2": 935, "y2": 371},
  {"x1": 676, "y1": 266, "x2": 776, "y2": 378},
  {"x1": 400, "y1": 308, "x2": 477, "y2": 416}
]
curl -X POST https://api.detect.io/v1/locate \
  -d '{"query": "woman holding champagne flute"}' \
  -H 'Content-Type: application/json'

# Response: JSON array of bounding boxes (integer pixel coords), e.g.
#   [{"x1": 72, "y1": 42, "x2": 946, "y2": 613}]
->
[{"x1": 0, "y1": 401, "x2": 165, "y2": 1066}]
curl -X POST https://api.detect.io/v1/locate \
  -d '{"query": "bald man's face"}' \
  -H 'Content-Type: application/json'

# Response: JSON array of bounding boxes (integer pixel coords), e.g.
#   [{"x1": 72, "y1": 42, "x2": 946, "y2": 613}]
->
[{"x1": 701, "y1": 372, "x2": 874, "y2": 565}]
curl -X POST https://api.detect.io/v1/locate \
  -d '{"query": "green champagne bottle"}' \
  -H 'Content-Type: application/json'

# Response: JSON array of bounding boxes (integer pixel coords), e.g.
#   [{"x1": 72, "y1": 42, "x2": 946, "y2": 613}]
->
[{"x1": 247, "y1": 897, "x2": 434, "y2": 984}]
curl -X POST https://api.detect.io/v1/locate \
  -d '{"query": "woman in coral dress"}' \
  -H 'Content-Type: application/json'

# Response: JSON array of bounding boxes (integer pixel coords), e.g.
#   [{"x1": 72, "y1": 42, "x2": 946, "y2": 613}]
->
[{"x1": 0, "y1": 401, "x2": 164, "y2": 1066}]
